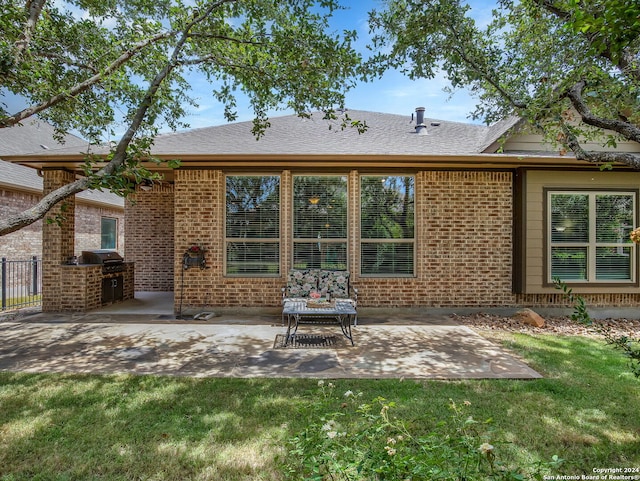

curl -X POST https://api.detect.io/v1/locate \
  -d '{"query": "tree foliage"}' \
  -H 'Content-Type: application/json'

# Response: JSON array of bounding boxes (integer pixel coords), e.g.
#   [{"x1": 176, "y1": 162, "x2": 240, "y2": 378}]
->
[
  {"x1": 367, "y1": 0, "x2": 640, "y2": 168},
  {"x1": 0, "y1": 0, "x2": 361, "y2": 235}
]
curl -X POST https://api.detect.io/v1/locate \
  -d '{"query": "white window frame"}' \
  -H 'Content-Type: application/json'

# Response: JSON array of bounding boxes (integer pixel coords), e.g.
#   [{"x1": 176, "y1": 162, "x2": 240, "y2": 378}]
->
[{"x1": 546, "y1": 189, "x2": 637, "y2": 284}]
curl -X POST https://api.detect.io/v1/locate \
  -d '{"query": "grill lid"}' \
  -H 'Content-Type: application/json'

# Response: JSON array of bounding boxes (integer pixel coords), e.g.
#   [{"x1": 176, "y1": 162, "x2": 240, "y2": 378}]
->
[{"x1": 81, "y1": 250, "x2": 124, "y2": 265}]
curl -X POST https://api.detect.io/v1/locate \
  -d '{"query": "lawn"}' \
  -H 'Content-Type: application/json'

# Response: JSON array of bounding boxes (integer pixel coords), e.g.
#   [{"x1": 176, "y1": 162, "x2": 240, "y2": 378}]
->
[{"x1": 0, "y1": 332, "x2": 638, "y2": 480}]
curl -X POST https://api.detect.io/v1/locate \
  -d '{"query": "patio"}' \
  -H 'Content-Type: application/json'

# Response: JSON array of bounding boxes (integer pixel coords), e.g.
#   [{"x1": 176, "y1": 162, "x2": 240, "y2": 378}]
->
[{"x1": 0, "y1": 292, "x2": 542, "y2": 379}]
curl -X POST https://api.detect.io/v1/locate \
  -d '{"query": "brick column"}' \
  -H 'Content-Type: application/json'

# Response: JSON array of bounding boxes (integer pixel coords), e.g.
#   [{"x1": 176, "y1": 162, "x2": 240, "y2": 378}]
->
[{"x1": 41, "y1": 169, "x2": 76, "y2": 311}]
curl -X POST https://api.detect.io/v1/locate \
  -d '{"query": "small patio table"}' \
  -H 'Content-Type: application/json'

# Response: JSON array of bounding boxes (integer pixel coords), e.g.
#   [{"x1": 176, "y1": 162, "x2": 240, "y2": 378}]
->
[{"x1": 282, "y1": 299, "x2": 356, "y2": 346}]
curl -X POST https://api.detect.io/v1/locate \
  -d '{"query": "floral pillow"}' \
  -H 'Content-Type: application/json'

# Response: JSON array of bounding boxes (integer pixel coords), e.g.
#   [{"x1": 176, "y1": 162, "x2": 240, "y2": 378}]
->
[
  {"x1": 319, "y1": 270, "x2": 350, "y2": 298},
  {"x1": 287, "y1": 269, "x2": 319, "y2": 297}
]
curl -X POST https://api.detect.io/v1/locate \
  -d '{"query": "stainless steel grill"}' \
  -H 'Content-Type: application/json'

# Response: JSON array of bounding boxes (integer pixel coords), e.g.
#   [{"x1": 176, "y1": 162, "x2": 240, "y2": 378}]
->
[{"x1": 81, "y1": 250, "x2": 125, "y2": 274}]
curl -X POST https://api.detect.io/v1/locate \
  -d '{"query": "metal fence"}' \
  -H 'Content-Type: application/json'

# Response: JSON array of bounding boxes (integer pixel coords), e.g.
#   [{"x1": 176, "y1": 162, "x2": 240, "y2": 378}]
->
[{"x1": 1, "y1": 257, "x2": 42, "y2": 311}]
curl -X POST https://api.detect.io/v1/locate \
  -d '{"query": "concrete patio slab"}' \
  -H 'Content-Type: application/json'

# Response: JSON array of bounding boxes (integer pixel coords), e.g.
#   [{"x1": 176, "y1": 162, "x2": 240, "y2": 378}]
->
[{"x1": 0, "y1": 319, "x2": 542, "y2": 379}]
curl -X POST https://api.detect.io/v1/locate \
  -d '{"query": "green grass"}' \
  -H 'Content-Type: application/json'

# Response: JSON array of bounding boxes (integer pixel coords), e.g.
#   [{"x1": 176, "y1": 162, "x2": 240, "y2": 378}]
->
[{"x1": 0, "y1": 332, "x2": 638, "y2": 480}]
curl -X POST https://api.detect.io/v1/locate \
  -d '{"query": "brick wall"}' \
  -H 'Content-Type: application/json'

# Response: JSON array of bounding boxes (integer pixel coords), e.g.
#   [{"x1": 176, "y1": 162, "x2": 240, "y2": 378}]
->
[
  {"x1": 0, "y1": 187, "x2": 124, "y2": 259},
  {"x1": 75, "y1": 204, "x2": 125, "y2": 255},
  {"x1": 171, "y1": 169, "x2": 518, "y2": 310},
  {"x1": 0, "y1": 188, "x2": 42, "y2": 259},
  {"x1": 125, "y1": 183, "x2": 174, "y2": 291},
  {"x1": 41, "y1": 170, "x2": 76, "y2": 311},
  {"x1": 164, "y1": 168, "x2": 640, "y2": 310}
]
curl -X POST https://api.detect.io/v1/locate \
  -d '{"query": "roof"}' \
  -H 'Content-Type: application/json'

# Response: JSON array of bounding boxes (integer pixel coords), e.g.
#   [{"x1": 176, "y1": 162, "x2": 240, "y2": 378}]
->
[
  {"x1": 148, "y1": 109, "x2": 511, "y2": 156},
  {"x1": 20, "y1": 109, "x2": 515, "y2": 157},
  {"x1": 0, "y1": 120, "x2": 124, "y2": 208},
  {"x1": 2, "y1": 109, "x2": 594, "y2": 173}
]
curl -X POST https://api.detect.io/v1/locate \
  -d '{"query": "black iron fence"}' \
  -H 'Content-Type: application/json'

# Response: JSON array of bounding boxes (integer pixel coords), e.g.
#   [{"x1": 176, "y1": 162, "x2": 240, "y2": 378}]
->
[{"x1": 1, "y1": 257, "x2": 42, "y2": 311}]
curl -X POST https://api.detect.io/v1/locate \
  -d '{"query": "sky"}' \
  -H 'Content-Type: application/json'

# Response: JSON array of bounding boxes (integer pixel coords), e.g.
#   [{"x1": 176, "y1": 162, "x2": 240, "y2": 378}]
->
[
  {"x1": 2, "y1": 0, "x2": 497, "y2": 136},
  {"x1": 180, "y1": 0, "x2": 496, "y2": 130}
]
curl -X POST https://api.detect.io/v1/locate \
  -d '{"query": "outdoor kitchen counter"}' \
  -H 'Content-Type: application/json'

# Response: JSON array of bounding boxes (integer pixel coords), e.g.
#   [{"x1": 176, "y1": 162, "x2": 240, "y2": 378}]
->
[{"x1": 59, "y1": 262, "x2": 134, "y2": 311}]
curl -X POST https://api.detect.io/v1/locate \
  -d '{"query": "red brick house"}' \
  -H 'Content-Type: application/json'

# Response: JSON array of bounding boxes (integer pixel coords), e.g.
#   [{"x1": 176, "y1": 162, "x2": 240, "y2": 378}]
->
[{"x1": 4, "y1": 109, "x2": 640, "y2": 313}]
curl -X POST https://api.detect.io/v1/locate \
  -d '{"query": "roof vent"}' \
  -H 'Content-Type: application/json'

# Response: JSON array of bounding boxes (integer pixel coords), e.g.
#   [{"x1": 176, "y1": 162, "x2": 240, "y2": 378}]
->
[{"x1": 414, "y1": 107, "x2": 427, "y2": 135}]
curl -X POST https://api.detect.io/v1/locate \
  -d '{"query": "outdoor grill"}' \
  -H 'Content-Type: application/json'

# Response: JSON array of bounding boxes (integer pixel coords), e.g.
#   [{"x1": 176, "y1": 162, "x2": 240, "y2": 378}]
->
[{"x1": 81, "y1": 250, "x2": 126, "y2": 274}]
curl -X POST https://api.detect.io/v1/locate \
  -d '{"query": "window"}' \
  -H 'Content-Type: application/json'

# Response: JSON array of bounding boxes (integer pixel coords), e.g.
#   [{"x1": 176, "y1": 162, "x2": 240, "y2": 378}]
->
[
  {"x1": 360, "y1": 176, "x2": 415, "y2": 276},
  {"x1": 101, "y1": 217, "x2": 117, "y2": 249},
  {"x1": 225, "y1": 175, "x2": 280, "y2": 276},
  {"x1": 293, "y1": 175, "x2": 347, "y2": 269},
  {"x1": 548, "y1": 191, "x2": 636, "y2": 283}
]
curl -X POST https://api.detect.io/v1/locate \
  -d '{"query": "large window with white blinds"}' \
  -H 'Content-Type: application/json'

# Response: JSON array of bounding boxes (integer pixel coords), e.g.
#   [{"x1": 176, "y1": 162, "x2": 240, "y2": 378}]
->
[
  {"x1": 293, "y1": 175, "x2": 348, "y2": 269},
  {"x1": 548, "y1": 191, "x2": 636, "y2": 283},
  {"x1": 225, "y1": 175, "x2": 280, "y2": 276},
  {"x1": 360, "y1": 175, "x2": 415, "y2": 276}
]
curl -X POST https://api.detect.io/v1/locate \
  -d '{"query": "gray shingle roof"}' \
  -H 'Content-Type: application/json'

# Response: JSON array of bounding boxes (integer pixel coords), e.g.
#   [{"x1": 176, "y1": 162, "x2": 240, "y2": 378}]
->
[
  {"x1": 0, "y1": 120, "x2": 123, "y2": 207},
  {"x1": 148, "y1": 109, "x2": 506, "y2": 156},
  {"x1": 20, "y1": 110, "x2": 516, "y2": 158}
]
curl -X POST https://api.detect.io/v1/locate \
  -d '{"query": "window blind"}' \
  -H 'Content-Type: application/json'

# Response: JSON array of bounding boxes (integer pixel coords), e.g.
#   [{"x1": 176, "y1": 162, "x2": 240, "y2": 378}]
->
[
  {"x1": 293, "y1": 175, "x2": 347, "y2": 269},
  {"x1": 549, "y1": 191, "x2": 635, "y2": 283},
  {"x1": 360, "y1": 176, "x2": 415, "y2": 276},
  {"x1": 225, "y1": 175, "x2": 280, "y2": 275}
]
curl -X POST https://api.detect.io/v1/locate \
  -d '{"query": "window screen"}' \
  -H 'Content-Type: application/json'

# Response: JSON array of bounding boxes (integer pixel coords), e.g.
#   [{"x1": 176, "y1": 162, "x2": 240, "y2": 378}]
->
[
  {"x1": 549, "y1": 191, "x2": 635, "y2": 282},
  {"x1": 360, "y1": 176, "x2": 415, "y2": 276},
  {"x1": 293, "y1": 175, "x2": 347, "y2": 269},
  {"x1": 226, "y1": 175, "x2": 280, "y2": 276}
]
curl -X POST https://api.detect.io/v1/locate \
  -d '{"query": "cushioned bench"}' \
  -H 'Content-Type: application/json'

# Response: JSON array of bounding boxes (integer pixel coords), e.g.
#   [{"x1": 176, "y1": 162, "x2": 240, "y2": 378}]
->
[{"x1": 282, "y1": 268, "x2": 358, "y2": 323}]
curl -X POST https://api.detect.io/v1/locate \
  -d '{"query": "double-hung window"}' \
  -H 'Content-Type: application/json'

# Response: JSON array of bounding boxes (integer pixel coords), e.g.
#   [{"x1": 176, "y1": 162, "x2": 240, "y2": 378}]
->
[
  {"x1": 548, "y1": 190, "x2": 636, "y2": 283},
  {"x1": 293, "y1": 175, "x2": 347, "y2": 269},
  {"x1": 225, "y1": 175, "x2": 280, "y2": 276},
  {"x1": 360, "y1": 176, "x2": 415, "y2": 276}
]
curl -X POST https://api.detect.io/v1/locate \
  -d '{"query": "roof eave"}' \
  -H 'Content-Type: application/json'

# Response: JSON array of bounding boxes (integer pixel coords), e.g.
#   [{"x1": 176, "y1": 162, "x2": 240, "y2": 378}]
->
[{"x1": 1, "y1": 152, "x2": 602, "y2": 171}]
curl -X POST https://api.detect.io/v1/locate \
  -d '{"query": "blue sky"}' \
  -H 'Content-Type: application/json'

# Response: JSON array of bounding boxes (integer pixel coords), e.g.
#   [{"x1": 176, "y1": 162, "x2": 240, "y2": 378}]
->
[
  {"x1": 182, "y1": 0, "x2": 495, "y2": 129},
  {"x1": 2, "y1": 0, "x2": 496, "y2": 135}
]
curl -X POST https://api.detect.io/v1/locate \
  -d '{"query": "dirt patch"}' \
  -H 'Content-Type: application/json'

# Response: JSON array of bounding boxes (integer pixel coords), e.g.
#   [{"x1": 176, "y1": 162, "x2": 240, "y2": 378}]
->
[{"x1": 454, "y1": 313, "x2": 640, "y2": 338}]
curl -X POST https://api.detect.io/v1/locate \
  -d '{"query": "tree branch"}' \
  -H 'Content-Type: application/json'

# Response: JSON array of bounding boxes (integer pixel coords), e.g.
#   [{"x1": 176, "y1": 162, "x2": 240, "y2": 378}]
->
[
  {"x1": 13, "y1": 0, "x2": 47, "y2": 63},
  {"x1": 535, "y1": 0, "x2": 640, "y2": 82},
  {"x1": 566, "y1": 79, "x2": 640, "y2": 143},
  {"x1": 0, "y1": 0, "x2": 243, "y2": 236},
  {"x1": 560, "y1": 121, "x2": 640, "y2": 169},
  {"x1": 1, "y1": 31, "x2": 174, "y2": 128},
  {"x1": 446, "y1": 21, "x2": 528, "y2": 110}
]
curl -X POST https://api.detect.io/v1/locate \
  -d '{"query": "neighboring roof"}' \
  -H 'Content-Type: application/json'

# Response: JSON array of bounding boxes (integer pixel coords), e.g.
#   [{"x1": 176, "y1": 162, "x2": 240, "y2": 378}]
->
[{"x1": 0, "y1": 119, "x2": 124, "y2": 208}]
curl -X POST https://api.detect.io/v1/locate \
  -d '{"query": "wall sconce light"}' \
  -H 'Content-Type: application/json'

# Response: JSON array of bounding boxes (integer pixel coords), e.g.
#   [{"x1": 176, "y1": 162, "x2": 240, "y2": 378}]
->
[
  {"x1": 309, "y1": 196, "x2": 320, "y2": 205},
  {"x1": 140, "y1": 179, "x2": 153, "y2": 192}
]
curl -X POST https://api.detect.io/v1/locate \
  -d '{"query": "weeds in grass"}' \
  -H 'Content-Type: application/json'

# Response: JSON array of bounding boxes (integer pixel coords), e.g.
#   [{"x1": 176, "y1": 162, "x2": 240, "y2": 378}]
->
[
  {"x1": 285, "y1": 382, "x2": 563, "y2": 480},
  {"x1": 554, "y1": 277, "x2": 640, "y2": 378}
]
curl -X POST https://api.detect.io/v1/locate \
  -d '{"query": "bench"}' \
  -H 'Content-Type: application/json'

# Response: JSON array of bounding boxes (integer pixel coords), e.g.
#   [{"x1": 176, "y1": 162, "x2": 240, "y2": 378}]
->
[{"x1": 281, "y1": 269, "x2": 358, "y2": 324}]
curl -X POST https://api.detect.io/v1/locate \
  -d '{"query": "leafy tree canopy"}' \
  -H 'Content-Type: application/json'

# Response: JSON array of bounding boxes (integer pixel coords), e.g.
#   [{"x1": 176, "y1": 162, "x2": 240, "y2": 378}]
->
[
  {"x1": 0, "y1": 0, "x2": 361, "y2": 235},
  {"x1": 367, "y1": 0, "x2": 640, "y2": 168}
]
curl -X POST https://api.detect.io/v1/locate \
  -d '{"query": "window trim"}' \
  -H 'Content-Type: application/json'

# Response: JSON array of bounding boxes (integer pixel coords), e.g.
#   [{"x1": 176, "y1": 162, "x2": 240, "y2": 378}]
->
[
  {"x1": 224, "y1": 173, "x2": 281, "y2": 277},
  {"x1": 544, "y1": 188, "x2": 639, "y2": 287},
  {"x1": 291, "y1": 174, "x2": 349, "y2": 270},
  {"x1": 100, "y1": 216, "x2": 118, "y2": 250},
  {"x1": 359, "y1": 174, "x2": 416, "y2": 278}
]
